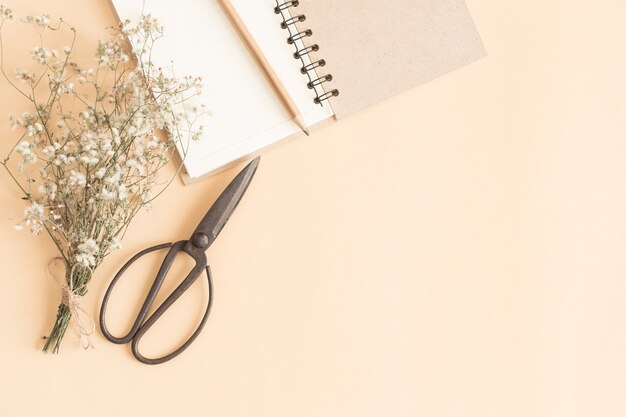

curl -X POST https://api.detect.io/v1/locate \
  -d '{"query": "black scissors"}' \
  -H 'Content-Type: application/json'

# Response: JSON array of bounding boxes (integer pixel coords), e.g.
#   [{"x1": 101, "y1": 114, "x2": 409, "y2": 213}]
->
[{"x1": 99, "y1": 157, "x2": 260, "y2": 365}]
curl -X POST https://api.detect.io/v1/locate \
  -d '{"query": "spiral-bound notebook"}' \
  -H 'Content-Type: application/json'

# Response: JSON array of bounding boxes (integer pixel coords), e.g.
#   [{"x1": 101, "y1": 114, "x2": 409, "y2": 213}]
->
[{"x1": 109, "y1": 0, "x2": 485, "y2": 182}]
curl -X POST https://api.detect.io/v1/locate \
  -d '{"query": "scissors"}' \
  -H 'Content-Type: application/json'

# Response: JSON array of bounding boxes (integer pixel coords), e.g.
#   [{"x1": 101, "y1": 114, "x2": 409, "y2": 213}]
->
[{"x1": 99, "y1": 157, "x2": 260, "y2": 365}]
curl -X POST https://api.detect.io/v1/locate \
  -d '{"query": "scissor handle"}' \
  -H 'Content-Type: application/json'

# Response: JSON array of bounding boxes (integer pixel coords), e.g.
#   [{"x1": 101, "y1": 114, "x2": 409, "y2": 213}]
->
[
  {"x1": 99, "y1": 241, "x2": 213, "y2": 364},
  {"x1": 100, "y1": 242, "x2": 175, "y2": 344},
  {"x1": 132, "y1": 264, "x2": 212, "y2": 365}
]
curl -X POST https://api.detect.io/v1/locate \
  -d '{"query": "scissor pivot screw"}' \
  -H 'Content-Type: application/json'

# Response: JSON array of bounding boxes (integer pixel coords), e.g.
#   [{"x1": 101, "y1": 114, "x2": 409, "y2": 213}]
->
[{"x1": 193, "y1": 232, "x2": 210, "y2": 248}]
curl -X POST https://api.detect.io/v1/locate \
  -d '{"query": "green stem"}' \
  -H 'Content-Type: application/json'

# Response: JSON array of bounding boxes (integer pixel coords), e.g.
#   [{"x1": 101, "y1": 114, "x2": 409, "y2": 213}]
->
[
  {"x1": 42, "y1": 262, "x2": 92, "y2": 353},
  {"x1": 42, "y1": 304, "x2": 71, "y2": 353}
]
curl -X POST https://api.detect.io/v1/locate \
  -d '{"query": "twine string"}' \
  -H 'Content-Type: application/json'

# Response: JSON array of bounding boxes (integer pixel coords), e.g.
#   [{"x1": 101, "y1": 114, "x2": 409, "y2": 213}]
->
[{"x1": 47, "y1": 257, "x2": 95, "y2": 350}]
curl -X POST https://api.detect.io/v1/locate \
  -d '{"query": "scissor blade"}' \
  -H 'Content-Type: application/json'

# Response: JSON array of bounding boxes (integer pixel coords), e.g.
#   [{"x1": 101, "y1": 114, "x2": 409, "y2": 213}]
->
[{"x1": 191, "y1": 157, "x2": 260, "y2": 247}]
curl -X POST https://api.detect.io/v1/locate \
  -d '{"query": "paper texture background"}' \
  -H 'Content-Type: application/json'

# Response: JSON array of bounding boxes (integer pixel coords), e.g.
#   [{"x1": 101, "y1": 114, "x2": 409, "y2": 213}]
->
[
  {"x1": 297, "y1": 0, "x2": 486, "y2": 117},
  {"x1": 1, "y1": 1, "x2": 626, "y2": 417}
]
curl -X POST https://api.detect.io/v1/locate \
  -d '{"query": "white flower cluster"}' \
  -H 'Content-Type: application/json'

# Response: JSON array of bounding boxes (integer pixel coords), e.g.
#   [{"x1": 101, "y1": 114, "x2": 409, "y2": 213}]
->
[
  {"x1": 0, "y1": 4, "x2": 13, "y2": 21},
  {"x1": 33, "y1": 14, "x2": 49, "y2": 28},
  {"x1": 75, "y1": 238, "x2": 99, "y2": 267},
  {"x1": 15, "y1": 140, "x2": 36, "y2": 164},
  {"x1": 14, "y1": 67, "x2": 35, "y2": 84},
  {"x1": 21, "y1": 14, "x2": 50, "y2": 28},
  {"x1": 14, "y1": 202, "x2": 45, "y2": 234},
  {"x1": 3, "y1": 11, "x2": 205, "y2": 270},
  {"x1": 107, "y1": 237, "x2": 122, "y2": 252},
  {"x1": 30, "y1": 45, "x2": 58, "y2": 65},
  {"x1": 95, "y1": 39, "x2": 129, "y2": 69}
]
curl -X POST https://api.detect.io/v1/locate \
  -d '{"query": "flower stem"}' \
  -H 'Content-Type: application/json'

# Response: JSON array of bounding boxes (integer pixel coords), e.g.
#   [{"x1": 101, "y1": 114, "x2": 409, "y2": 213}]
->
[
  {"x1": 42, "y1": 264, "x2": 92, "y2": 353},
  {"x1": 42, "y1": 303, "x2": 71, "y2": 353}
]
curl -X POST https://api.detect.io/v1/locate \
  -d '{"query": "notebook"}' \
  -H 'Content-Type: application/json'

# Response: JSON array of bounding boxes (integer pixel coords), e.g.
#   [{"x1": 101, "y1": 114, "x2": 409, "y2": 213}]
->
[{"x1": 109, "y1": 0, "x2": 485, "y2": 182}]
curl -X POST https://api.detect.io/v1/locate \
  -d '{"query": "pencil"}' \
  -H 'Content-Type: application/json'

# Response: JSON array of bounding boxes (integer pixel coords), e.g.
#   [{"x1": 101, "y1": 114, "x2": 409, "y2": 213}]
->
[{"x1": 217, "y1": 0, "x2": 309, "y2": 135}]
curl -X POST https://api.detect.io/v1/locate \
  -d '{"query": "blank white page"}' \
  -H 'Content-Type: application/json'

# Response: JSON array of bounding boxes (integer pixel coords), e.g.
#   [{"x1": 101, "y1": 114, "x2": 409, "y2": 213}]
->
[{"x1": 110, "y1": 0, "x2": 334, "y2": 180}]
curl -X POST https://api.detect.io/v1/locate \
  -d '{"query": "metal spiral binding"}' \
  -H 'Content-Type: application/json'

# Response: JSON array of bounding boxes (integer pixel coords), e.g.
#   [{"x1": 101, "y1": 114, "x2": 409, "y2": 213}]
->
[{"x1": 274, "y1": 0, "x2": 339, "y2": 105}]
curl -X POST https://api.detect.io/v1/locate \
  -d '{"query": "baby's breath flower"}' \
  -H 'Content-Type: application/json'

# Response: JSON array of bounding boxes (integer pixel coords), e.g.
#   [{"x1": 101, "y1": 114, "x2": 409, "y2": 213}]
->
[
  {"x1": 75, "y1": 238, "x2": 99, "y2": 267},
  {"x1": 95, "y1": 167, "x2": 107, "y2": 179},
  {"x1": 14, "y1": 67, "x2": 35, "y2": 84},
  {"x1": 79, "y1": 154, "x2": 99, "y2": 165},
  {"x1": 1, "y1": 12, "x2": 205, "y2": 351},
  {"x1": 0, "y1": 5, "x2": 13, "y2": 21},
  {"x1": 75, "y1": 253, "x2": 95, "y2": 268},
  {"x1": 104, "y1": 169, "x2": 121, "y2": 185},
  {"x1": 99, "y1": 187, "x2": 115, "y2": 200},
  {"x1": 42, "y1": 145, "x2": 56, "y2": 160},
  {"x1": 15, "y1": 140, "x2": 37, "y2": 164},
  {"x1": 77, "y1": 238, "x2": 99, "y2": 254},
  {"x1": 23, "y1": 202, "x2": 45, "y2": 235},
  {"x1": 108, "y1": 237, "x2": 122, "y2": 252},
  {"x1": 25, "y1": 202, "x2": 44, "y2": 217},
  {"x1": 95, "y1": 39, "x2": 128, "y2": 69},
  {"x1": 192, "y1": 125, "x2": 204, "y2": 142},
  {"x1": 111, "y1": 127, "x2": 121, "y2": 145},
  {"x1": 118, "y1": 184, "x2": 128, "y2": 201},
  {"x1": 26, "y1": 122, "x2": 43, "y2": 137},
  {"x1": 38, "y1": 182, "x2": 58, "y2": 201},
  {"x1": 30, "y1": 46, "x2": 52, "y2": 65},
  {"x1": 126, "y1": 158, "x2": 145, "y2": 175},
  {"x1": 53, "y1": 153, "x2": 76, "y2": 166},
  {"x1": 68, "y1": 170, "x2": 87, "y2": 188},
  {"x1": 33, "y1": 14, "x2": 50, "y2": 28},
  {"x1": 56, "y1": 82, "x2": 74, "y2": 94}
]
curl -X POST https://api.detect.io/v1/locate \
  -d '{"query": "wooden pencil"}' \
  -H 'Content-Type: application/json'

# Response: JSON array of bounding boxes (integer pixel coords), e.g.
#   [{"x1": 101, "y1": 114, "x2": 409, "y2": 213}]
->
[{"x1": 217, "y1": 0, "x2": 309, "y2": 135}]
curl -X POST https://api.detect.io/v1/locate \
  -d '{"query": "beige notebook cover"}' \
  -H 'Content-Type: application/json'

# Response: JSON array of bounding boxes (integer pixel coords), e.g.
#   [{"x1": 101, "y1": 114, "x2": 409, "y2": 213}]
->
[
  {"x1": 296, "y1": 0, "x2": 486, "y2": 118},
  {"x1": 110, "y1": 0, "x2": 485, "y2": 182}
]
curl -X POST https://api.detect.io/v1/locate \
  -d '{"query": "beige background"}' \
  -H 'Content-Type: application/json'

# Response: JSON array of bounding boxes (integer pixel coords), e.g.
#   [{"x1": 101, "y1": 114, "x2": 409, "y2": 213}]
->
[{"x1": 1, "y1": 0, "x2": 625, "y2": 416}]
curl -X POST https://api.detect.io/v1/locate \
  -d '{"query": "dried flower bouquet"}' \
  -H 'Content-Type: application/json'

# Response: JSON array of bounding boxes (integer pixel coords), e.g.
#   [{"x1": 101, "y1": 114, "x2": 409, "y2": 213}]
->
[{"x1": 0, "y1": 6, "x2": 204, "y2": 352}]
